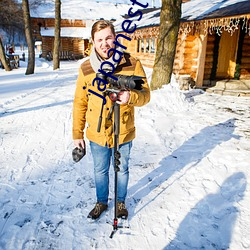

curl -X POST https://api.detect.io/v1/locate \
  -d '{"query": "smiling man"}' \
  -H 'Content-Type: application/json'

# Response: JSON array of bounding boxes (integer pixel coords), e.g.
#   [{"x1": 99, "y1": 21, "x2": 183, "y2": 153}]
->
[
  {"x1": 92, "y1": 23, "x2": 115, "y2": 59},
  {"x1": 72, "y1": 20, "x2": 150, "y2": 220}
]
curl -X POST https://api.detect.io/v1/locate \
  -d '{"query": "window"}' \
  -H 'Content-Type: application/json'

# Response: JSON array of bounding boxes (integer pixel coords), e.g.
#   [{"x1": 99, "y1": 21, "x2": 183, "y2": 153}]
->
[
  {"x1": 150, "y1": 38, "x2": 155, "y2": 53},
  {"x1": 137, "y1": 38, "x2": 156, "y2": 54}
]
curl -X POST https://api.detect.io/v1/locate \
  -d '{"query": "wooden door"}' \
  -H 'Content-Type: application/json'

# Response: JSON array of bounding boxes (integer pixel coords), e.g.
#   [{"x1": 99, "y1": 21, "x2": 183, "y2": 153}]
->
[{"x1": 216, "y1": 30, "x2": 239, "y2": 78}]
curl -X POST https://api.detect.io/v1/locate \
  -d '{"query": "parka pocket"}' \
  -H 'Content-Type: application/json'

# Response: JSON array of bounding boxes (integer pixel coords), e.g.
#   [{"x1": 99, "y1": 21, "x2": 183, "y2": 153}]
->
[{"x1": 120, "y1": 106, "x2": 135, "y2": 133}]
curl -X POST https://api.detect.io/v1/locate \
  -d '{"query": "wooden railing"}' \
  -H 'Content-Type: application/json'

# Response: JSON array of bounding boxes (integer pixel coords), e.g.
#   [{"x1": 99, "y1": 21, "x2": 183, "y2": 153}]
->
[{"x1": 46, "y1": 51, "x2": 83, "y2": 61}]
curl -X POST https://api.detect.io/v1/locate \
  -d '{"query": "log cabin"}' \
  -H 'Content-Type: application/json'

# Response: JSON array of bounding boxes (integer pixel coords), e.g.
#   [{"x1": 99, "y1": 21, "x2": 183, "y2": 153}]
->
[
  {"x1": 30, "y1": 0, "x2": 250, "y2": 94},
  {"x1": 31, "y1": 18, "x2": 93, "y2": 60},
  {"x1": 114, "y1": 0, "x2": 250, "y2": 93}
]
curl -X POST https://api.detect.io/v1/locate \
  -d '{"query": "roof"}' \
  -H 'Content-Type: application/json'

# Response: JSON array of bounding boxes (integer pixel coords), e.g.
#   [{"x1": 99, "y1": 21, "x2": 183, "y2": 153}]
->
[
  {"x1": 114, "y1": 8, "x2": 160, "y2": 32},
  {"x1": 182, "y1": 0, "x2": 250, "y2": 21},
  {"x1": 194, "y1": 1, "x2": 250, "y2": 20},
  {"x1": 114, "y1": 0, "x2": 250, "y2": 31}
]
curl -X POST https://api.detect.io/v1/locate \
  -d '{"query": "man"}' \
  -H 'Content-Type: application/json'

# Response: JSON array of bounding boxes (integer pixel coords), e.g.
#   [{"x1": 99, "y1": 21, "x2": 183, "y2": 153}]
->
[{"x1": 72, "y1": 20, "x2": 150, "y2": 220}]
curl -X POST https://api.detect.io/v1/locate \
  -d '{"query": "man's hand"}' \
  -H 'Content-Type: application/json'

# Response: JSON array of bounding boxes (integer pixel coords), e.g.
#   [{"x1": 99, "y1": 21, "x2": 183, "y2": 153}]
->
[
  {"x1": 72, "y1": 139, "x2": 86, "y2": 162},
  {"x1": 116, "y1": 90, "x2": 130, "y2": 105},
  {"x1": 74, "y1": 139, "x2": 85, "y2": 149}
]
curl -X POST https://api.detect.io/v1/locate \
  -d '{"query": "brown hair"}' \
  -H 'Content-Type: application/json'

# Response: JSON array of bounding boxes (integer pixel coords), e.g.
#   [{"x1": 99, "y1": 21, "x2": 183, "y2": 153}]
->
[{"x1": 91, "y1": 20, "x2": 116, "y2": 41}]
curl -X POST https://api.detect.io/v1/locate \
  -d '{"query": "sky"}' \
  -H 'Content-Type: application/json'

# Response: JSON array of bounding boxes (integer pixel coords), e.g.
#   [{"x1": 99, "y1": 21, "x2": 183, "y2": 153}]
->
[{"x1": 0, "y1": 48, "x2": 249, "y2": 250}]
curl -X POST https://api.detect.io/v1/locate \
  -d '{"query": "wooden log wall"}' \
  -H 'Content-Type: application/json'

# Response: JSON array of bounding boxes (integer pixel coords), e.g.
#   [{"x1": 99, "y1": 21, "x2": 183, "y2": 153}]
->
[
  {"x1": 133, "y1": 37, "x2": 156, "y2": 68},
  {"x1": 41, "y1": 37, "x2": 53, "y2": 58},
  {"x1": 72, "y1": 39, "x2": 88, "y2": 56},
  {"x1": 32, "y1": 18, "x2": 86, "y2": 29},
  {"x1": 135, "y1": 53, "x2": 155, "y2": 68},
  {"x1": 184, "y1": 35, "x2": 198, "y2": 79},
  {"x1": 41, "y1": 37, "x2": 87, "y2": 59},
  {"x1": 203, "y1": 34, "x2": 216, "y2": 82},
  {"x1": 119, "y1": 36, "x2": 156, "y2": 68},
  {"x1": 173, "y1": 34, "x2": 185, "y2": 75},
  {"x1": 121, "y1": 30, "x2": 200, "y2": 77},
  {"x1": 173, "y1": 34, "x2": 199, "y2": 80},
  {"x1": 61, "y1": 38, "x2": 74, "y2": 52}
]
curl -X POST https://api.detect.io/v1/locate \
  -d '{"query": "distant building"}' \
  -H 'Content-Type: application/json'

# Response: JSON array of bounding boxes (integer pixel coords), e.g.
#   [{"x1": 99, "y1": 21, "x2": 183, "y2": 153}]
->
[
  {"x1": 30, "y1": 1, "x2": 131, "y2": 60},
  {"x1": 31, "y1": 17, "x2": 93, "y2": 60}
]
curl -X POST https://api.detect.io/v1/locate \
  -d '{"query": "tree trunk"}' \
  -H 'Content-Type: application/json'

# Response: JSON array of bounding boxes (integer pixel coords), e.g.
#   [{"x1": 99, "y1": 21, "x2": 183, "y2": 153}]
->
[
  {"x1": 151, "y1": 0, "x2": 182, "y2": 90},
  {"x1": 0, "y1": 37, "x2": 11, "y2": 71},
  {"x1": 53, "y1": 0, "x2": 61, "y2": 70},
  {"x1": 22, "y1": 0, "x2": 35, "y2": 75}
]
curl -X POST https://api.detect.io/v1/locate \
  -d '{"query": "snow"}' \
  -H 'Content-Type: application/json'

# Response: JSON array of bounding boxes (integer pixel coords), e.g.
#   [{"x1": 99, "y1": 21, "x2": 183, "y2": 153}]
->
[
  {"x1": 114, "y1": 7, "x2": 160, "y2": 32},
  {"x1": 0, "y1": 47, "x2": 250, "y2": 249},
  {"x1": 30, "y1": 0, "x2": 149, "y2": 20},
  {"x1": 182, "y1": 0, "x2": 249, "y2": 21},
  {"x1": 40, "y1": 27, "x2": 92, "y2": 39},
  {"x1": 114, "y1": 0, "x2": 250, "y2": 32}
]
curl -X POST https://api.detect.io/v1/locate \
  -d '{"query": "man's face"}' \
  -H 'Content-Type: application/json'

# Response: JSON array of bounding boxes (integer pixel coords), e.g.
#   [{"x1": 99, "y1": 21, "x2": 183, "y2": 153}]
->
[{"x1": 93, "y1": 27, "x2": 115, "y2": 59}]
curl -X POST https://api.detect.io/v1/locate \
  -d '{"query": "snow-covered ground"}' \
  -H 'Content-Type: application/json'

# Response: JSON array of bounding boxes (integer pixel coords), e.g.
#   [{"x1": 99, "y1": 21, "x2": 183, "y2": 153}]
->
[{"x1": 0, "y1": 49, "x2": 250, "y2": 250}]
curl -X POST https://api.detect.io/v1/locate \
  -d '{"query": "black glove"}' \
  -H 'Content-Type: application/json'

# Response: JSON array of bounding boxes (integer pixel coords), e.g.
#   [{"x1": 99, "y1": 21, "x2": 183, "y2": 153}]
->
[{"x1": 72, "y1": 146, "x2": 86, "y2": 162}]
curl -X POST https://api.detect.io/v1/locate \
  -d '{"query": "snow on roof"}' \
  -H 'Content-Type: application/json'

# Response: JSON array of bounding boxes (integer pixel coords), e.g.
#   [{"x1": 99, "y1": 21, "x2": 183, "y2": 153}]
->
[
  {"x1": 30, "y1": 0, "x2": 132, "y2": 20},
  {"x1": 114, "y1": 8, "x2": 160, "y2": 32},
  {"x1": 31, "y1": 0, "x2": 250, "y2": 36},
  {"x1": 40, "y1": 27, "x2": 91, "y2": 39},
  {"x1": 182, "y1": 0, "x2": 250, "y2": 21},
  {"x1": 114, "y1": 0, "x2": 250, "y2": 32}
]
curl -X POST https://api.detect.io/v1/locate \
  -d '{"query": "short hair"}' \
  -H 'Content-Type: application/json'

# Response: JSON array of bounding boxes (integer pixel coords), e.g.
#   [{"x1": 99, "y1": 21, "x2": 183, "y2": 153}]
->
[{"x1": 91, "y1": 20, "x2": 116, "y2": 41}]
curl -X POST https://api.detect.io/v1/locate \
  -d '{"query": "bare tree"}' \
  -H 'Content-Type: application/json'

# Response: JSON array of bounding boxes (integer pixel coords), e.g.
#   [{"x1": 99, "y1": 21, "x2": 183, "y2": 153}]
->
[
  {"x1": 0, "y1": 0, "x2": 24, "y2": 36},
  {"x1": 151, "y1": 0, "x2": 182, "y2": 90},
  {"x1": 22, "y1": 0, "x2": 35, "y2": 75},
  {"x1": 0, "y1": 0, "x2": 23, "y2": 71},
  {"x1": 53, "y1": 0, "x2": 61, "y2": 70},
  {"x1": 0, "y1": 37, "x2": 11, "y2": 71}
]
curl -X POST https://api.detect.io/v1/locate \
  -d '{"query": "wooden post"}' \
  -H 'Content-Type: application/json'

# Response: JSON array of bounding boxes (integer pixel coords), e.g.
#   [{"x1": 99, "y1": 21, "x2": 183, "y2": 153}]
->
[{"x1": 195, "y1": 33, "x2": 207, "y2": 87}]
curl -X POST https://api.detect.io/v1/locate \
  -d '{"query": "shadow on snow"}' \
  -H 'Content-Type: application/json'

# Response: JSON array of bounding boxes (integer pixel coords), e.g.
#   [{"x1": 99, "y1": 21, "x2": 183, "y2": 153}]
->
[
  {"x1": 164, "y1": 172, "x2": 247, "y2": 249},
  {"x1": 0, "y1": 100, "x2": 73, "y2": 117},
  {"x1": 128, "y1": 118, "x2": 239, "y2": 213},
  {"x1": 127, "y1": 118, "x2": 243, "y2": 248}
]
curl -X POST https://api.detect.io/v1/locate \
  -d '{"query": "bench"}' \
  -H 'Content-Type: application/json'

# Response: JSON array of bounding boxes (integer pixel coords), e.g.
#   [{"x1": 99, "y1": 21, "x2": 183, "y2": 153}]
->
[
  {"x1": 0, "y1": 54, "x2": 20, "y2": 69},
  {"x1": 46, "y1": 51, "x2": 75, "y2": 61},
  {"x1": 9, "y1": 54, "x2": 20, "y2": 69}
]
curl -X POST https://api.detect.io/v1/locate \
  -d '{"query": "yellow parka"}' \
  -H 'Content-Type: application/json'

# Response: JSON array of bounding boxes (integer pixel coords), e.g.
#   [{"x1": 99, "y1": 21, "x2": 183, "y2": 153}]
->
[{"x1": 72, "y1": 53, "x2": 150, "y2": 148}]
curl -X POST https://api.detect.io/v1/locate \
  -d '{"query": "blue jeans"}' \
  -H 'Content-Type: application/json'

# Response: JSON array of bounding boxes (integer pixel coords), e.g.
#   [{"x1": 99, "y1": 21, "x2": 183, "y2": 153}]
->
[{"x1": 90, "y1": 141, "x2": 132, "y2": 205}]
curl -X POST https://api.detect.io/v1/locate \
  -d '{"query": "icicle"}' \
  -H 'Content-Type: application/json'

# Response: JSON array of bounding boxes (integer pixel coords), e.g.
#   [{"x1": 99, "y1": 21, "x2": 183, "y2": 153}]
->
[{"x1": 179, "y1": 15, "x2": 250, "y2": 37}]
